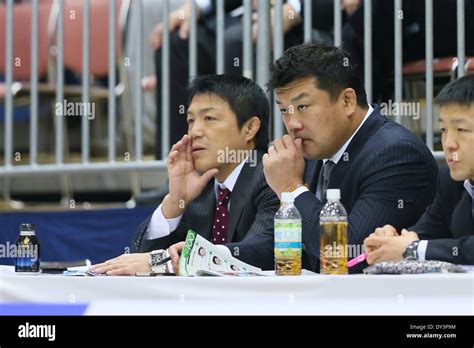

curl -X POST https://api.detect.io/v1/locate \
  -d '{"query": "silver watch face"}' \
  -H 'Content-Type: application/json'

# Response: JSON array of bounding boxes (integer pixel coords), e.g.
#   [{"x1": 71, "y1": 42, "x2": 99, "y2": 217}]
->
[
  {"x1": 149, "y1": 250, "x2": 166, "y2": 266},
  {"x1": 403, "y1": 242, "x2": 418, "y2": 260}
]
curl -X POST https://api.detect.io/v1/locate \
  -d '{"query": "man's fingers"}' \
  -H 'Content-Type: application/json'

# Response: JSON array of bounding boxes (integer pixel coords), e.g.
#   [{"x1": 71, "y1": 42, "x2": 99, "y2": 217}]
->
[
  {"x1": 367, "y1": 247, "x2": 384, "y2": 265},
  {"x1": 173, "y1": 262, "x2": 179, "y2": 275},
  {"x1": 382, "y1": 224, "x2": 398, "y2": 236},
  {"x1": 106, "y1": 268, "x2": 131, "y2": 276},
  {"x1": 401, "y1": 229, "x2": 419, "y2": 239},
  {"x1": 169, "y1": 136, "x2": 186, "y2": 154},
  {"x1": 91, "y1": 262, "x2": 107, "y2": 269},
  {"x1": 168, "y1": 242, "x2": 184, "y2": 274},
  {"x1": 281, "y1": 134, "x2": 295, "y2": 150},
  {"x1": 364, "y1": 236, "x2": 386, "y2": 248},
  {"x1": 294, "y1": 137, "x2": 303, "y2": 155},
  {"x1": 170, "y1": 253, "x2": 180, "y2": 273},
  {"x1": 199, "y1": 168, "x2": 219, "y2": 186},
  {"x1": 364, "y1": 235, "x2": 380, "y2": 253},
  {"x1": 185, "y1": 135, "x2": 193, "y2": 162},
  {"x1": 273, "y1": 138, "x2": 285, "y2": 152},
  {"x1": 93, "y1": 263, "x2": 124, "y2": 273},
  {"x1": 267, "y1": 145, "x2": 277, "y2": 157},
  {"x1": 374, "y1": 227, "x2": 390, "y2": 237}
]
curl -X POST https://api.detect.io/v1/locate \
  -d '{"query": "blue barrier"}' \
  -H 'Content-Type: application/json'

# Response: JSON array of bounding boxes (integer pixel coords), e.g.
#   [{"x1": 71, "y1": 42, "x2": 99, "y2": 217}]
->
[{"x1": 0, "y1": 206, "x2": 155, "y2": 265}]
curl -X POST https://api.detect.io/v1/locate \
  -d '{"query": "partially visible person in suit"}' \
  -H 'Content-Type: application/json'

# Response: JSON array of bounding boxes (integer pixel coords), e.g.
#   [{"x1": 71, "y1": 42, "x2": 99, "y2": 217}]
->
[
  {"x1": 152, "y1": 0, "x2": 243, "y2": 158},
  {"x1": 234, "y1": 43, "x2": 438, "y2": 273},
  {"x1": 364, "y1": 75, "x2": 474, "y2": 265},
  {"x1": 92, "y1": 74, "x2": 279, "y2": 275}
]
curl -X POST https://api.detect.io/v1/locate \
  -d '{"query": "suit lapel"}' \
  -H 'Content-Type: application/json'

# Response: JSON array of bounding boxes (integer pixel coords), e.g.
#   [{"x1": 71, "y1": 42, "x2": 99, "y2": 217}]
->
[
  {"x1": 450, "y1": 191, "x2": 474, "y2": 236},
  {"x1": 227, "y1": 155, "x2": 259, "y2": 242},
  {"x1": 329, "y1": 106, "x2": 387, "y2": 188},
  {"x1": 305, "y1": 159, "x2": 321, "y2": 193}
]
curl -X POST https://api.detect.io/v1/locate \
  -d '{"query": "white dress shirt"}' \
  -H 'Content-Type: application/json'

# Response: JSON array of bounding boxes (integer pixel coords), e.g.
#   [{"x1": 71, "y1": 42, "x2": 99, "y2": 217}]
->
[
  {"x1": 292, "y1": 104, "x2": 374, "y2": 199},
  {"x1": 145, "y1": 158, "x2": 247, "y2": 240}
]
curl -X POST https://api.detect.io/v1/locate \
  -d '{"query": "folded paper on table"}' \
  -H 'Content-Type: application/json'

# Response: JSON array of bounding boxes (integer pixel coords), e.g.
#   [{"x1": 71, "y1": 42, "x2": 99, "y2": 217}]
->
[{"x1": 178, "y1": 229, "x2": 263, "y2": 276}]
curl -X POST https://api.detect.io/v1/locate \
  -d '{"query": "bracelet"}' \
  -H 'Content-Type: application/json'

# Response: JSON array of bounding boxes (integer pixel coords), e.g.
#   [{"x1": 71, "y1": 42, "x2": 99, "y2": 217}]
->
[{"x1": 285, "y1": 182, "x2": 308, "y2": 193}]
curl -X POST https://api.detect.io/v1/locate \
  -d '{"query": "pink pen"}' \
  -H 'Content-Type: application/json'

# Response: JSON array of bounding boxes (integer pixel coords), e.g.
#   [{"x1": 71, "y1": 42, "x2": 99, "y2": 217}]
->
[{"x1": 348, "y1": 252, "x2": 368, "y2": 268}]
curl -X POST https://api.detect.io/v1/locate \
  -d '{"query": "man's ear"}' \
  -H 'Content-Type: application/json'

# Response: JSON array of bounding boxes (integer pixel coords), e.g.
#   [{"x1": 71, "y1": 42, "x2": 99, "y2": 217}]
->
[
  {"x1": 341, "y1": 88, "x2": 357, "y2": 116},
  {"x1": 243, "y1": 116, "x2": 261, "y2": 144}
]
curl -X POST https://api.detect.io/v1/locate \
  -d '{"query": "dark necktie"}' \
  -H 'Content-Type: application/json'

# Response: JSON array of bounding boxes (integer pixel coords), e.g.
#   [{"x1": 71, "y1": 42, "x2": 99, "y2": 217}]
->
[
  {"x1": 317, "y1": 160, "x2": 335, "y2": 202},
  {"x1": 211, "y1": 187, "x2": 231, "y2": 244}
]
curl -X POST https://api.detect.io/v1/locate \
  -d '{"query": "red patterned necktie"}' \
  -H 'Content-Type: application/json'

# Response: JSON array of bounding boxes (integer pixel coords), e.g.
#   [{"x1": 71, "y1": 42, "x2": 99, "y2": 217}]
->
[{"x1": 211, "y1": 187, "x2": 231, "y2": 244}]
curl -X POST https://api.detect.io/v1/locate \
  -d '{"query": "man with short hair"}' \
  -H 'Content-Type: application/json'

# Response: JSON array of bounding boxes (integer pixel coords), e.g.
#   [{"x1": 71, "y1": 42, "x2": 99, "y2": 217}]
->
[
  {"x1": 233, "y1": 43, "x2": 438, "y2": 273},
  {"x1": 92, "y1": 74, "x2": 279, "y2": 275},
  {"x1": 364, "y1": 75, "x2": 474, "y2": 265}
]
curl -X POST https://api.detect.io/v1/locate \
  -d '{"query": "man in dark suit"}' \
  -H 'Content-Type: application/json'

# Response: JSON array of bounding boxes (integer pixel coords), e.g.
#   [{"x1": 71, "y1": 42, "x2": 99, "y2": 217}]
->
[
  {"x1": 364, "y1": 75, "x2": 474, "y2": 265},
  {"x1": 92, "y1": 74, "x2": 279, "y2": 275},
  {"x1": 230, "y1": 43, "x2": 438, "y2": 273}
]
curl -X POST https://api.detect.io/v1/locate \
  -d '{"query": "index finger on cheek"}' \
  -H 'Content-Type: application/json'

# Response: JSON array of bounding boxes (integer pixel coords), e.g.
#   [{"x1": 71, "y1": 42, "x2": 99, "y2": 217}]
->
[{"x1": 282, "y1": 134, "x2": 296, "y2": 151}]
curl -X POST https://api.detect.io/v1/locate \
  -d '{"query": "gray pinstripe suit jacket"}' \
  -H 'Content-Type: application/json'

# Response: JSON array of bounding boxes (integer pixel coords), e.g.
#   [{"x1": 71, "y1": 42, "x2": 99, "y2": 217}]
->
[
  {"x1": 295, "y1": 106, "x2": 439, "y2": 273},
  {"x1": 132, "y1": 150, "x2": 280, "y2": 269}
]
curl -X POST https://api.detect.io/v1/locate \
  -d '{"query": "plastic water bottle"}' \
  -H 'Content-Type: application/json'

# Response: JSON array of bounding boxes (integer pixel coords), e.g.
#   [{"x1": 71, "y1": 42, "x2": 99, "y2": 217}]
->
[
  {"x1": 274, "y1": 192, "x2": 302, "y2": 275},
  {"x1": 320, "y1": 189, "x2": 348, "y2": 275}
]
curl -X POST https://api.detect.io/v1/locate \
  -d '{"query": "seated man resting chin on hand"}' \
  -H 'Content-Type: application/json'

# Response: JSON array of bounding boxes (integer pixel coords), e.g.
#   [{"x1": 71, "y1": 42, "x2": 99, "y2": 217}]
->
[{"x1": 364, "y1": 75, "x2": 474, "y2": 266}]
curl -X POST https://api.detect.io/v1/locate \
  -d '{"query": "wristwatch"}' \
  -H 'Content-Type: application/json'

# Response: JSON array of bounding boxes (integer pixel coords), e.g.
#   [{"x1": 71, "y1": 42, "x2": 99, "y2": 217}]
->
[
  {"x1": 147, "y1": 249, "x2": 169, "y2": 273},
  {"x1": 402, "y1": 240, "x2": 420, "y2": 260}
]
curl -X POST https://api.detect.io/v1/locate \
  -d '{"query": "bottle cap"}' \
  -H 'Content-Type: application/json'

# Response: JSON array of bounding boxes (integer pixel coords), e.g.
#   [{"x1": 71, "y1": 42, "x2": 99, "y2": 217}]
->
[
  {"x1": 20, "y1": 223, "x2": 35, "y2": 231},
  {"x1": 281, "y1": 192, "x2": 294, "y2": 203},
  {"x1": 326, "y1": 189, "x2": 340, "y2": 200}
]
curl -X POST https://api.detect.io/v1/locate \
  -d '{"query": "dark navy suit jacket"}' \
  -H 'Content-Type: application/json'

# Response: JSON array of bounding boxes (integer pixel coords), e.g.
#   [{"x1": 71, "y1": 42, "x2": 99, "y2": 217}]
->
[
  {"x1": 229, "y1": 106, "x2": 439, "y2": 272},
  {"x1": 132, "y1": 151, "x2": 280, "y2": 270},
  {"x1": 411, "y1": 166, "x2": 474, "y2": 265}
]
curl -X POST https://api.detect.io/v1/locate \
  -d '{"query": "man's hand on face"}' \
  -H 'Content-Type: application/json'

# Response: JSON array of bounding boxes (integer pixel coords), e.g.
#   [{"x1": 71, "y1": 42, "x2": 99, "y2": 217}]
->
[
  {"x1": 262, "y1": 135, "x2": 305, "y2": 199},
  {"x1": 162, "y1": 135, "x2": 218, "y2": 218},
  {"x1": 364, "y1": 229, "x2": 420, "y2": 265},
  {"x1": 168, "y1": 242, "x2": 185, "y2": 274},
  {"x1": 91, "y1": 253, "x2": 150, "y2": 276}
]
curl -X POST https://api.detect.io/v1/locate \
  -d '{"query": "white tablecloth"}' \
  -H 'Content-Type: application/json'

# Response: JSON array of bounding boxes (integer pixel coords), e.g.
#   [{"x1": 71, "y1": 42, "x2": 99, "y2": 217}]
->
[{"x1": 1, "y1": 266, "x2": 473, "y2": 315}]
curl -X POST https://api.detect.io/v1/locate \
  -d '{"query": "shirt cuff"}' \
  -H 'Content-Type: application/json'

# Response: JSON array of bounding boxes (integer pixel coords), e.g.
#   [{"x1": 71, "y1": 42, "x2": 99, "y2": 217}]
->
[
  {"x1": 417, "y1": 240, "x2": 428, "y2": 261},
  {"x1": 292, "y1": 186, "x2": 310, "y2": 199},
  {"x1": 145, "y1": 203, "x2": 183, "y2": 240},
  {"x1": 166, "y1": 259, "x2": 174, "y2": 273},
  {"x1": 287, "y1": 0, "x2": 302, "y2": 13}
]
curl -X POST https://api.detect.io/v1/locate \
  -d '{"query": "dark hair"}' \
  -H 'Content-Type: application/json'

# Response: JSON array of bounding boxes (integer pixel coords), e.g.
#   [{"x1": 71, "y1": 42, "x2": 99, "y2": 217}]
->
[
  {"x1": 434, "y1": 75, "x2": 474, "y2": 107},
  {"x1": 187, "y1": 74, "x2": 270, "y2": 149},
  {"x1": 267, "y1": 43, "x2": 367, "y2": 107}
]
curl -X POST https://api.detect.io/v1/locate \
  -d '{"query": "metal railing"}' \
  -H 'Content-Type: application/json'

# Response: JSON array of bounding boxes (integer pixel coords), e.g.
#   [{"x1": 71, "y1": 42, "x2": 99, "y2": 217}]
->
[{"x1": 2, "y1": 0, "x2": 465, "y2": 204}]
